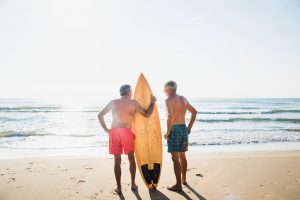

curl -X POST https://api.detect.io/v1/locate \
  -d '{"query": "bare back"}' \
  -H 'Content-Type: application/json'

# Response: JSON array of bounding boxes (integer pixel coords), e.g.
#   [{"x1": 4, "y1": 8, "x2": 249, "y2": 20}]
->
[
  {"x1": 111, "y1": 98, "x2": 136, "y2": 128},
  {"x1": 166, "y1": 95, "x2": 188, "y2": 125}
]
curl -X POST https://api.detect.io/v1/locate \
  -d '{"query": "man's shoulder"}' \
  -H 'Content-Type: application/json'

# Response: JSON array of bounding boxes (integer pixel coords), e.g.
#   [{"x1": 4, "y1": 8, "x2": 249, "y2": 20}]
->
[
  {"x1": 129, "y1": 99, "x2": 138, "y2": 103},
  {"x1": 109, "y1": 99, "x2": 121, "y2": 106},
  {"x1": 126, "y1": 99, "x2": 138, "y2": 107},
  {"x1": 165, "y1": 97, "x2": 172, "y2": 103},
  {"x1": 110, "y1": 99, "x2": 117, "y2": 103}
]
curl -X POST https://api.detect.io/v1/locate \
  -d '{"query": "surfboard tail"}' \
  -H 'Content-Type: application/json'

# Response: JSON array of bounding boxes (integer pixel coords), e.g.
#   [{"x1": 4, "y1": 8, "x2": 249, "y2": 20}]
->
[{"x1": 141, "y1": 163, "x2": 161, "y2": 189}]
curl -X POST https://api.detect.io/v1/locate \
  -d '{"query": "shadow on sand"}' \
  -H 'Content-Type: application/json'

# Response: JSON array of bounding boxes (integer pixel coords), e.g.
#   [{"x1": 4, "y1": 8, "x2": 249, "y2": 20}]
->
[
  {"x1": 130, "y1": 184, "x2": 206, "y2": 200},
  {"x1": 149, "y1": 189, "x2": 170, "y2": 200},
  {"x1": 117, "y1": 192, "x2": 125, "y2": 200},
  {"x1": 184, "y1": 184, "x2": 207, "y2": 200},
  {"x1": 132, "y1": 188, "x2": 143, "y2": 200}
]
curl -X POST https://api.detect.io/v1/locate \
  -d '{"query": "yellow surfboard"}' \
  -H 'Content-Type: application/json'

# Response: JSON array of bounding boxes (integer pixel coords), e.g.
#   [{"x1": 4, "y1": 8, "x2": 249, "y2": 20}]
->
[{"x1": 132, "y1": 73, "x2": 163, "y2": 189}]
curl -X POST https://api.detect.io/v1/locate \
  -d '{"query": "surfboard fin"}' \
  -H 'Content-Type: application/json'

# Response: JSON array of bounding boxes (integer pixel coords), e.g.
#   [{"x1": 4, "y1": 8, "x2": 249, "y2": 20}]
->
[{"x1": 141, "y1": 163, "x2": 161, "y2": 187}]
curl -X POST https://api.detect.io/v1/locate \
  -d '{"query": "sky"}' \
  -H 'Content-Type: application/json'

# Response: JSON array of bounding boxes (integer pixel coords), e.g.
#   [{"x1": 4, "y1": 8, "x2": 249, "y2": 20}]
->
[{"x1": 0, "y1": 0, "x2": 300, "y2": 101}]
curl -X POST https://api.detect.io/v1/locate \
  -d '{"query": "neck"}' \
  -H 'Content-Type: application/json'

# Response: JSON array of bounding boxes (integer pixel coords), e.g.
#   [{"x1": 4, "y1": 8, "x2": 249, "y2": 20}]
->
[{"x1": 121, "y1": 95, "x2": 130, "y2": 99}]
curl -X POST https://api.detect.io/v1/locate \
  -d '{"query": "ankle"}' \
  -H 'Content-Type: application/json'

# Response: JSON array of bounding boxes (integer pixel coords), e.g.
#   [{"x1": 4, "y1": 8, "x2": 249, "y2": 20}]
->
[{"x1": 176, "y1": 182, "x2": 182, "y2": 186}]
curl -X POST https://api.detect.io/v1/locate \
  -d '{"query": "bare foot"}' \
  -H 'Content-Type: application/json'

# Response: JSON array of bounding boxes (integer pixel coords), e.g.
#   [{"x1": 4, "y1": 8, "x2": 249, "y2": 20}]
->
[
  {"x1": 167, "y1": 184, "x2": 182, "y2": 191},
  {"x1": 114, "y1": 187, "x2": 122, "y2": 194},
  {"x1": 131, "y1": 184, "x2": 138, "y2": 190}
]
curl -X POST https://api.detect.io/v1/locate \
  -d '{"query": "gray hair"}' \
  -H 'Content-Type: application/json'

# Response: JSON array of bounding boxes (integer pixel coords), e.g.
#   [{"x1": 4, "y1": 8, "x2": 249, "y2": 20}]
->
[
  {"x1": 119, "y1": 84, "x2": 131, "y2": 96},
  {"x1": 164, "y1": 80, "x2": 177, "y2": 92}
]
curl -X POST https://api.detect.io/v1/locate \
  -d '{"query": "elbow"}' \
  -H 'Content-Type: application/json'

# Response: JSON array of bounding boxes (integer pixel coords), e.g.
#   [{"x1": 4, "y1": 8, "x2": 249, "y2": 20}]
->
[
  {"x1": 194, "y1": 109, "x2": 198, "y2": 115},
  {"x1": 192, "y1": 111, "x2": 197, "y2": 118},
  {"x1": 98, "y1": 113, "x2": 103, "y2": 120}
]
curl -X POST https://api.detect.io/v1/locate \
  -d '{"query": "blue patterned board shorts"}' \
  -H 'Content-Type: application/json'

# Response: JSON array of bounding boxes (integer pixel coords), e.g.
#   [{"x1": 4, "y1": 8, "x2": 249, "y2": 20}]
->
[{"x1": 167, "y1": 124, "x2": 188, "y2": 153}]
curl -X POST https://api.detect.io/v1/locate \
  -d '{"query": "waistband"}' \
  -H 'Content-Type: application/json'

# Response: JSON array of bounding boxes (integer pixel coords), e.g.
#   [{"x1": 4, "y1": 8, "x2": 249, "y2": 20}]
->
[
  {"x1": 110, "y1": 128, "x2": 133, "y2": 133},
  {"x1": 171, "y1": 124, "x2": 186, "y2": 127}
]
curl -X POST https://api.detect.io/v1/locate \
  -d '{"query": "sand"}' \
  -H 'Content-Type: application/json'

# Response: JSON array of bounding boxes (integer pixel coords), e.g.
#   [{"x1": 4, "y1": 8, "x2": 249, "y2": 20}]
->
[{"x1": 1, "y1": 150, "x2": 300, "y2": 200}]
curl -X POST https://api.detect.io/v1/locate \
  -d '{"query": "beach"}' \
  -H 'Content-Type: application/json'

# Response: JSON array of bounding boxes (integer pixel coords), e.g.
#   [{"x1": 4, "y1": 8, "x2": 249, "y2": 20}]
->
[
  {"x1": 1, "y1": 99, "x2": 300, "y2": 199},
  {"x1": 1, "y1": 150, "x2": 300, "y2": 200},
  {"x1": 1, "y1": 0, "x2": 300, "y2": 198}
]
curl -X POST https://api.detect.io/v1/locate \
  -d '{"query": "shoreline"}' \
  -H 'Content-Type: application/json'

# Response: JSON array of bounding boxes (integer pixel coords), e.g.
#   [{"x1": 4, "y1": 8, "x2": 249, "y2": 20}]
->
[
  {"x1": 1, "y1": 142, "x2": 300, "y2": 160},
  {"x1": 1, "y1": 150, "x2": 300, "y2": 199}
]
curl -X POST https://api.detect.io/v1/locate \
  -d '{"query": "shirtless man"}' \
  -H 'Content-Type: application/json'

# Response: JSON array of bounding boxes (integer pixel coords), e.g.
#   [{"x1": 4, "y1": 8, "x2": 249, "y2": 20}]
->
[
  {"x1": 164, "y1": 80, "x2": 197, "y2": 191},
  {"x1": 98, "y1": 84, "x2": 156, "y2": 194}
]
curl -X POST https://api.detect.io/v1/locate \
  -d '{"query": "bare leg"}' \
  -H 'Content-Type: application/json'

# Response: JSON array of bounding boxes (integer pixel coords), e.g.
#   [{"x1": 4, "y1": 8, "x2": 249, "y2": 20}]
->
[
  {"x1": 127, "y1": 151, "x2": 138, "y2": 190},
  {"x1": 167, "y1": 152, "x2": 182, "y2": 191},
  {"x1": 114, "y1": 154, "x2": 122, "y2": 194},
  {"x1": 179, "y1": 152, "x2": 187, "y2": 185}
]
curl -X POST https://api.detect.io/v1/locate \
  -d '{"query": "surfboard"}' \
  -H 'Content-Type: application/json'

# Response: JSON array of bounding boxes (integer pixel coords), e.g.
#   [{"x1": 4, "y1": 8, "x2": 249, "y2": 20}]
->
[{"x1": 132, "y1": 73, "x2": 163, "y2": 189}]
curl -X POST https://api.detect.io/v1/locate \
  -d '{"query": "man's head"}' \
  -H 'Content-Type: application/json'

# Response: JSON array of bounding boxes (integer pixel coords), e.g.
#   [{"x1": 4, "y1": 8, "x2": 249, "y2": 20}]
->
[
  {"x1": 164, "y1": 80, "x2": 177, "y2": 96},
  {"x1": 120, "y1": 84, "x2": 132, "y2": 98}
]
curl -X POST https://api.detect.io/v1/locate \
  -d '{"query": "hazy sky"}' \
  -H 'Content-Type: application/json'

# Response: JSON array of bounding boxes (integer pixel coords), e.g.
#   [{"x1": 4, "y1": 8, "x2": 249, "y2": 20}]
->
[{"x1": 1, "y1": 0, "x2": 299, "y2": 101}]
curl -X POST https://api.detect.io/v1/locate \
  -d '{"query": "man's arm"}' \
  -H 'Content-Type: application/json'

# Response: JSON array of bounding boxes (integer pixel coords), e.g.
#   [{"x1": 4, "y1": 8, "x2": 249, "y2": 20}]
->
[
  {"x1": 98, "y1": 101, "x2": 113, "y2": 133},
  {"x1": 134, "y1": 96, "x2": 156, "y2": 118},
  {"x1": 164, "y1": 99, "x2": 173, "y2": 139},
  {"x1": 186, "y1": 101, "x2": 197, "y2": 134}
]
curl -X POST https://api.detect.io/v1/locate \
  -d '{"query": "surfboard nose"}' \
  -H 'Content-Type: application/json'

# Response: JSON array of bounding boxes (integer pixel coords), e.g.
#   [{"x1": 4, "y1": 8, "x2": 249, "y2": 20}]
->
[{"x1": 138, "y1": 72, "x2": 146, "y2": 81}]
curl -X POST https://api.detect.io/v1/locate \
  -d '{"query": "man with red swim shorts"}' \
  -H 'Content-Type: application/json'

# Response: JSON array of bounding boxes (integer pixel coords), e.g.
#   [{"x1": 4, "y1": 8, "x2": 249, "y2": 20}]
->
[{"x1": 98, "y1": 84, "x2": 156, "y2": 194}]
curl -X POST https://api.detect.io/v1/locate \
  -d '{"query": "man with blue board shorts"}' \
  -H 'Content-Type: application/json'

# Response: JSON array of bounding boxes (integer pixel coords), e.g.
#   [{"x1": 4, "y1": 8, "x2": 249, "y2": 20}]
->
[{"x1": 164, "y1": 81, "x2": 197, "y2": 191}]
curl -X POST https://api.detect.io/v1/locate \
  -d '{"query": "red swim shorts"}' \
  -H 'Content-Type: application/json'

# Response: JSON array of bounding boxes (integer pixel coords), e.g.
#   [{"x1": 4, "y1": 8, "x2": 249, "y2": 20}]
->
[{"x1": 109, "y1": 128, "x2": 135, "y2": 155}]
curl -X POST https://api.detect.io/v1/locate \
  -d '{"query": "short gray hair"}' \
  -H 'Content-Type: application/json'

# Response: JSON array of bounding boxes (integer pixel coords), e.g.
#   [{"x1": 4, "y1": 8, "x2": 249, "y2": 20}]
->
[
  {"x1": 120, "y1": 84, "x2": 131, "y2": 96},
  {"x1": 164, "y1": 80, "x2": 177, "y2": 92}
]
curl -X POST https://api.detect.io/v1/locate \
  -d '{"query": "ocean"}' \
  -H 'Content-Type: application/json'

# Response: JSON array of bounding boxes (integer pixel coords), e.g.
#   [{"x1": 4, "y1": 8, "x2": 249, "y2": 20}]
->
[{"x1": 1, "y1": 98, "x2": 300, "y2": 158}]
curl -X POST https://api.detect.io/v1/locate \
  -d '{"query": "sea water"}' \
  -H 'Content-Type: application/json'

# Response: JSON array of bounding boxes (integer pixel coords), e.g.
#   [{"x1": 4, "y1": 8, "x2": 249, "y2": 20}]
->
[{"x1": 1, "y1": 98, "x2": 300, "y2": 158}]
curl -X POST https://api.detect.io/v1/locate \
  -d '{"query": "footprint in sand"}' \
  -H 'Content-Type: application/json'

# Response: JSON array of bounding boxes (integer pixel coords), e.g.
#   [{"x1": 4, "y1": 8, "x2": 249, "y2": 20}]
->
[
  {"x1": 1, "y1": 174, "x2": 4, "y2": 176},
  {"x1": 70, "y1": 177, "x2": 76, "y2": 180},
  {"x1": 89, "y1": 193, "x2": 99, "y2": 199},
  {"x1": 195, "y1": 173, "x2": 203, "y2": 177},
  {"x1": 7, "y1": 178, "x2": 15, "y2": 184},
  {"x1": 25, "y1": 168, "x2": 32, "y2": 172},
  {"x1": 16, "y1": 186, "x2": 24, "y2": 189},
  {"x1": 78, "y1": 180, "x2": 85, "y2": 184},
  {"x1": 85, "y1": 168, "x2": 93, "y2": 170}
]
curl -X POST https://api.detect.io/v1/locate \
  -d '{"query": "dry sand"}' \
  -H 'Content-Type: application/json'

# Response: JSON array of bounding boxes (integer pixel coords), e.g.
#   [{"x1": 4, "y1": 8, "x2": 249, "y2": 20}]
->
[{"x1": 1, "y1": 151, "x2": 300, "y2": 200}]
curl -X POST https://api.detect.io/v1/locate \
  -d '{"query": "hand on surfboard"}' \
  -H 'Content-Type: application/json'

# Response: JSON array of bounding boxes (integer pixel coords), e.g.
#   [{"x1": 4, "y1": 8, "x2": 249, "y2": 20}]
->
[{"x1": 151, "y1": 96, "x2": 157, "y2": 103}]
